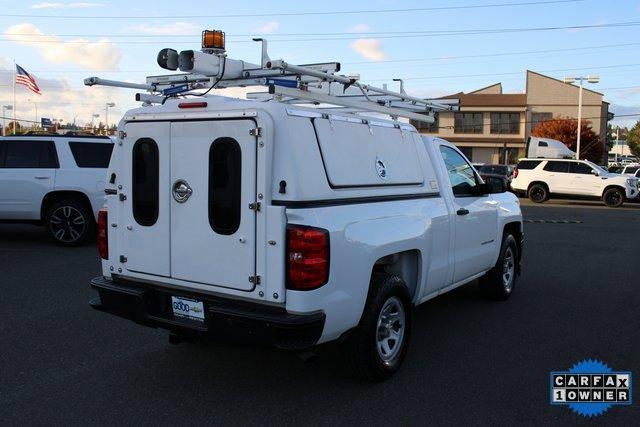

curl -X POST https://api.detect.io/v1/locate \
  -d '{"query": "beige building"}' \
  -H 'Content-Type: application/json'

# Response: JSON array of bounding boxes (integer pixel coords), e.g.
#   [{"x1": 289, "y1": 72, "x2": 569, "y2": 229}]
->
[{"x1": 412, "y1": 70, "x2": 612, "y2": 163}]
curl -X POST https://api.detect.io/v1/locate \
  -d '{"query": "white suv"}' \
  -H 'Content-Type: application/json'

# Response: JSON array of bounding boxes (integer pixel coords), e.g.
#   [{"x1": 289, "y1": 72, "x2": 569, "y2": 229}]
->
[
  {"x1": 512, "y1": 158, "x2": 639, "y2": 208},
  {"x1": 0, "y1": 133, "x2": 113, "y2": 245}
]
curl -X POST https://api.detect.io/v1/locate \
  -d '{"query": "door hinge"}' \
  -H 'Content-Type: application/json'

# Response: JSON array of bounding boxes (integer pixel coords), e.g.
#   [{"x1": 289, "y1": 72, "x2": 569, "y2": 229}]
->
[
  {"x1": 119, "y1": 255, "x2": 127, "y2": 263},
  {"x1": 119, "y1": 130, "x2": 127, "y2": 139},
  {"x1": 249, "y1": 275, "x2": 261, "y2": 285},
  {"x1": 249, "y1": 202, "x2": 261, "y2": 212},
  {"x1": 249, "y1": 127, "x2": 262, "y2": 137},
  {"x1": 119, "y1": 193, "x2": 127, "y2": 201}
]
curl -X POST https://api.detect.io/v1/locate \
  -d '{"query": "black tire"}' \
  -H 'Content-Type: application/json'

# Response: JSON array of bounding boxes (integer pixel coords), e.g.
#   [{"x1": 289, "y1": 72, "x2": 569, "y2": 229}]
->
[
  {"x1": 45, "y1": 199, "x2": 95, "y2": 246},
  {"x1": 528, "y1": 183, "x2": 548, "y2": 203},
  {"x1": 479, "y1": 234, "x2": 518, "y2": 301},
  {"x1": 602, "y1": 188, "x2": 625, "y2": 208},
  {"x1": 342, "y1": 273, "x2": 412, "y2": 381}
]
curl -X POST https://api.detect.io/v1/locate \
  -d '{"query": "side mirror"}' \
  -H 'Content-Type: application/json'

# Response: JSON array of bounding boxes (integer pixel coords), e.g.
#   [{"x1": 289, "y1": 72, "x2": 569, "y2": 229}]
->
[
  {"x1": 590, "y1": 169, "x2": 599, "y2": 176},
  {"x1": 483, "y1": 176, "x2": 507, "y2": 194}
]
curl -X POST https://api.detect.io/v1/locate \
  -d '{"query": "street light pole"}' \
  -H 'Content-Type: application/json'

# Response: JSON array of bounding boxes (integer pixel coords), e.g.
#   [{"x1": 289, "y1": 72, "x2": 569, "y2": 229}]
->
[
  {"x1": 563, "y1": 75, "x2": 600, "y2": 159},
  {"x1": 2, "y1": 105, "x2": 13, "y2": 136},
  {"x1": 105, "y1": 102, "x2": 115, "y2": 135}
]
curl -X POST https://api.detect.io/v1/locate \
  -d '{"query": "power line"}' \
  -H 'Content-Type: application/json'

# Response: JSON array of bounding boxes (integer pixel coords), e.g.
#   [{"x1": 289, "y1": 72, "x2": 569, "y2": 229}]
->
[
  {"x1": 5, "y1": 21, "x2": 640, "y2": 44},
  {"x1": 0, "y1": 0, "x2": 585, "y2": 19}
]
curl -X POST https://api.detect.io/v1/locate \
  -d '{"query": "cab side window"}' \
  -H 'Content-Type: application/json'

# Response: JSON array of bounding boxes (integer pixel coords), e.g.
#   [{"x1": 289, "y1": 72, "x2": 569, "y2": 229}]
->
[{"x1": 439, "y1": 145, "x2": 478, "y2": 196}]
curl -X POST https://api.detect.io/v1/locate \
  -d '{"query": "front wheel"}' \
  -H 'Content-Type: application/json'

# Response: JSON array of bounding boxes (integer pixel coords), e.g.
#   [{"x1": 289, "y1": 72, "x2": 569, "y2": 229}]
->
[
  {"x1": 342, "y1": 274, "x2": 412, "y2": 381},
  {"x1": 602, "y1": 188, "x2": 625, "y2": 208},
  {"x1": 45, "y1": 199, "x2": 94, "y2": 246},
  {"x1": 480, "y1": 234, "x2": 518, "y2": 301}
]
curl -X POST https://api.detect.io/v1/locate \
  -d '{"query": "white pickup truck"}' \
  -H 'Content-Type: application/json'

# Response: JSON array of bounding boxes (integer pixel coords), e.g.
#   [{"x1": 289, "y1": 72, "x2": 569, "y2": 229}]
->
[
  {"x1": 90, "y1": 98, "x2": 523, "y2": 380},
  {"x1": 512, "y1": 158, "x2": 639, "y2": 207}
]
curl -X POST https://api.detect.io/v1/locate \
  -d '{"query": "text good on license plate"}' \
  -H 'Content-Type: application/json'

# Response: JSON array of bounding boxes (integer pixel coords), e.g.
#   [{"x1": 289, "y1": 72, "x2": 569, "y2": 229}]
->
[{"x1": 171, "y1": 296, "x2": 205, "y2": 322}]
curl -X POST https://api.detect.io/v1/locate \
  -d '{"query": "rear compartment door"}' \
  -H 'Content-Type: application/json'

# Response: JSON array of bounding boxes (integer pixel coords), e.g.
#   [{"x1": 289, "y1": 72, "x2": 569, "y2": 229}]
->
[
  {"x1": 170, "y1": 120, "x2": 257, "y2": 291},
  {"x1": 120, "y1": 122, "x2": 172, "y2": 277}
]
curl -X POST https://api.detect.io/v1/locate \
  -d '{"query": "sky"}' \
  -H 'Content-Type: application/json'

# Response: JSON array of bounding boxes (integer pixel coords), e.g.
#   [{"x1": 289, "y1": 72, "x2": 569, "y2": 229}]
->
[{"x1": 1, "y1": 0, "x2": 639, "y2": 128}]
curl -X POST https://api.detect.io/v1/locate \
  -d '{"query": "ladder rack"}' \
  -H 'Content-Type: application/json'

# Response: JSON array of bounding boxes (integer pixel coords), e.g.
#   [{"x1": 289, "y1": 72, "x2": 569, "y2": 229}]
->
[{"x1": 84, "y1": 30, "x2": 457, "y2": 124}]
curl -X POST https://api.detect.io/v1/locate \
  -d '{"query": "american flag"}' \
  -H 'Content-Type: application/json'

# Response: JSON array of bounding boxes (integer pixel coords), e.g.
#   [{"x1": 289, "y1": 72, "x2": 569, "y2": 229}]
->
[{"x1": 15, "y1": 64, "x2": 41, "y2": 95}]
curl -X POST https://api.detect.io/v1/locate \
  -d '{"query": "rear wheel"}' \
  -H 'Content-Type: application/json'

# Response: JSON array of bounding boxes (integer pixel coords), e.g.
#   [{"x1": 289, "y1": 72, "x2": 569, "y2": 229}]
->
[
  {"x1": 342, "y1": 274, "x2": 412, "y2": 381},
  {"x1": 45, "y1": 199, "x2": 94, "y2": 246},
  {"x1": 528, "y1": 183, "x2": 548, "y2": 203},
  {"x1": 602, "y1": 188, "x2": 625, "y2": 208}
]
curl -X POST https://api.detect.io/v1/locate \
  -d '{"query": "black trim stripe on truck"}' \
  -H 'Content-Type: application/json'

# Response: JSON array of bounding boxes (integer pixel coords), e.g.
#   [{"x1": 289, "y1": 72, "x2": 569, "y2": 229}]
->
[{"x1": 272, "y1": 192, "x2": 440, "y2": 208}]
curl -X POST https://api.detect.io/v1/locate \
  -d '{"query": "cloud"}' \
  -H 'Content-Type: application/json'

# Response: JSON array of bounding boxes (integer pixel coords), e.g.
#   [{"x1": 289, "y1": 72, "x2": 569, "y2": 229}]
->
[
  {"x1": 5, "y1": 23, "x2": 121, "y2": 71},
  {"x1": 349, "y1": 24, "x2": 370, "y2": 33},
  {"x1": 126, "y1": 22, "x2": 200, "y2": 36},
  {"x1": 254, "y1": 21, "x2": 279, "y2": 34},
  {"x1": 0, "y1": 65, "x2": 131, "y2": 127},
  {"x1": 30, "y1": 2, "x2": 104, "y2": 9},
  {"x1": 350, "y1": 38, "x2": 386, "y2": 61}
]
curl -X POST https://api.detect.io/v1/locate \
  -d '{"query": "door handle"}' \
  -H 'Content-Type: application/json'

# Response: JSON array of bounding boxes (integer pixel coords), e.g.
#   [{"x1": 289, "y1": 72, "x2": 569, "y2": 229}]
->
[
  {"x1": 457, "y1": 208, "x2": 470, "y2": 216},
  {"x1": 34, "y1": 176, "x2": 50, "y2": 180}
]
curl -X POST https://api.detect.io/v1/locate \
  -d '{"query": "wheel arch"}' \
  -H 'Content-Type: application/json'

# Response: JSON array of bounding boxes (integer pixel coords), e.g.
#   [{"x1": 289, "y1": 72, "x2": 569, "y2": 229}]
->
[
  {"x1": 527, "y1": 180, "x2": 549, "y2": 194},
  {"x1": 372, "y1": 250, "x2": 421, "y2": 304},
  {"x1": 601, "y1": 185, "x2": 625, "y2": 199},
  {"x1": 41, "y1": 190, "x2": 94, "y2": 222}
]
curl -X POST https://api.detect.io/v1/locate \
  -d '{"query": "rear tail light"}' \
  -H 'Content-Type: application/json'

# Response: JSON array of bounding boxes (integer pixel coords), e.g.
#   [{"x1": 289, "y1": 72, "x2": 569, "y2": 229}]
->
[
  {"x1": 286, "y1": 225, "x2": 330, "y2": 291},
  {"x1": 513, "y1": 167, "x2": 519, "y2": 178},
  {"x1": 97, "y1": 208, "x2": 108, "y2": 260}
]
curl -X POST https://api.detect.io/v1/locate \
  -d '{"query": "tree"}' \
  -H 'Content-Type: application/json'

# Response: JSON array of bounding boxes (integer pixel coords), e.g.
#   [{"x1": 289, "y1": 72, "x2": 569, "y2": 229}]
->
[
  {"x1": 627, "y1": 120, "x2": 640, "y2": 157},
  {"x1": 531, "y1": 117, "x2": 603, "y2": 163}
]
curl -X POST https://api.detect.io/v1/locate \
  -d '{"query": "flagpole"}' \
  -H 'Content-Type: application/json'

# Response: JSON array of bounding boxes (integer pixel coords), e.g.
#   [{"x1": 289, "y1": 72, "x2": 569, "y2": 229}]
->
[{"x1": 12, "y1": 59, "x2": 16, "y2": 135}]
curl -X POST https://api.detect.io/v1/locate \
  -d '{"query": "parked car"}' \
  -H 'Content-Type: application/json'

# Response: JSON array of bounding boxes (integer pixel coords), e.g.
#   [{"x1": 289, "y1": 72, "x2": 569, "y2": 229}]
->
[
  {"x1": 0, "y1": 133, "x2": 113, "y2": 245},
  {"x1": 89, "y1": 98, "x2": 524, "y2": 381},
  {"x1": 511, "y1": 158, "x2": 639, "y2": 207},
  {"x1": 621, "y1": 165, "x2": 640, "y2": 178},
  {"x1": 477, "y1": 164, "x2": 514, "y2": 186}
]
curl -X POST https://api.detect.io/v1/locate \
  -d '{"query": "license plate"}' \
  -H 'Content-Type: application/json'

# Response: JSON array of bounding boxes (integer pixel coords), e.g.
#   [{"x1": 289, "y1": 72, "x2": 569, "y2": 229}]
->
[{"x1": 171, "y1": 296, "x2": 205, "y2": 322}]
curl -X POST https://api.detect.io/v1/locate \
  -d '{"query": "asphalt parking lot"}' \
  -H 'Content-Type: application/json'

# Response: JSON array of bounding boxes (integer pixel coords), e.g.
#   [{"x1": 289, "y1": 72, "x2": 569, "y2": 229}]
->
[{"x1": 1, "y1": 200, "x2": 638, "y2": 425}]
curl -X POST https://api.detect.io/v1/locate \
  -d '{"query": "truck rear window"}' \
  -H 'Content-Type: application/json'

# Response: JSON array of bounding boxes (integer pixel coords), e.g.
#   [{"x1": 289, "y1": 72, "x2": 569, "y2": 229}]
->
[
  {"x1": 68, "y1": 141, "x2": 114, "y2": 168},
  {"x1": 208, "y1": 138, "x2": 241, "y2": 235},
  {"x1": 132, "y1": 138, "x2": 159, "y2": 226}
]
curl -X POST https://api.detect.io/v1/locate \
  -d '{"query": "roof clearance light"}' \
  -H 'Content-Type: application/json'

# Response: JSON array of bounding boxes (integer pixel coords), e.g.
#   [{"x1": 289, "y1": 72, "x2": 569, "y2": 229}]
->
[
  {"x1": 202, "y1": 30, "x2": 225, "y2": 53},
  {"x1": 178, "y1": 102, "x2": 208, "y2": 109}
]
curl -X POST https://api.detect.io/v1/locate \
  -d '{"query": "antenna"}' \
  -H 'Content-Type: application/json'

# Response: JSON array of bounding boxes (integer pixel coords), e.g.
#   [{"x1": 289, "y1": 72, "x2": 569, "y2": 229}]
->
[{"x1": 84, "y1": 28, "x2": 457, "y2": 123}]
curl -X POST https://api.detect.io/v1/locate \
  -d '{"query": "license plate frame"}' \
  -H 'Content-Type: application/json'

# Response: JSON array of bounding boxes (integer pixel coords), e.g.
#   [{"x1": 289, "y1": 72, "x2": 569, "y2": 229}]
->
[{"x1": 170, "y1": 295, "x2": 205, "y2": 323}]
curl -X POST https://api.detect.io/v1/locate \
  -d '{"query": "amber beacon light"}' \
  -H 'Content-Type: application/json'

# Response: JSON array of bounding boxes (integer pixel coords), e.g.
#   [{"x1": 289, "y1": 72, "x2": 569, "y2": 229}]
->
[{"x1": 202, "y1": 30, "x2": 225, "y2": 53}]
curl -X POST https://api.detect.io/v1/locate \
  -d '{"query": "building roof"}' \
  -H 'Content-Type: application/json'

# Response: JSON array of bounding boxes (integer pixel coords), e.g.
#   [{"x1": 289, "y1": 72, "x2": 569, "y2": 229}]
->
[
  {"x1": 440, "y1": 92, "x2": 527, "y2": 107},
  {"x1": 526, "y1": 70, "x2": 604, "y2": 97}
]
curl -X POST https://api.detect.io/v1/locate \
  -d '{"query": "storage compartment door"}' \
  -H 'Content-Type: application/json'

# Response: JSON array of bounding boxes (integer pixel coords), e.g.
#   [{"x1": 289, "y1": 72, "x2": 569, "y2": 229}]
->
[{"x1": 170, "y1": 120, "x2": 257, "y2": 291}]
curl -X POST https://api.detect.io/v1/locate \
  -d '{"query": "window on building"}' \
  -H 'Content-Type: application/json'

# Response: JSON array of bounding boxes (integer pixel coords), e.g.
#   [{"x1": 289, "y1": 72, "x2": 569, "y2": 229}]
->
[
  {"x1": 454, "y1": 112, "x2": 483, "y2": 134},
  {"x1": 0, "y1": 140, "x2": 58, "y2": 168},
  {"x1": 209, "y1": 137, "x2": 241, "y2": 235},
  {"x1": 410, "y1": 113, "x2": 439, "y2": 133},
  {"x1": 490, "y1": 113, "x2": 520, "y2": 134},
  {"x1": 531, "y1": 112, "x2": 553, "y2": 129},
  {"x1": 132, "y1": 138, "x2": 159, "y2": 227},
  {"x1": 68, "y1": 141, "x2": 114, "y2": 168}
]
